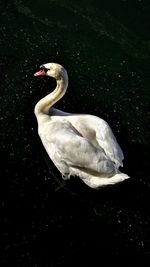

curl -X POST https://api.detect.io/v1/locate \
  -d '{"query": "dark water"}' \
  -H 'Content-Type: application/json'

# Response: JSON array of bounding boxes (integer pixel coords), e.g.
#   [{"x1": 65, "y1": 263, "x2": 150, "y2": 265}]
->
[{"x1": 0, "y1": 0, "x2": 150, "y2": 266}]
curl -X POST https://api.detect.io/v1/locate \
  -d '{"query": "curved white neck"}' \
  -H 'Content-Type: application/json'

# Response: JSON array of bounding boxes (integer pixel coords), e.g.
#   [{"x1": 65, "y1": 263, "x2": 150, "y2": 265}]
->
[{"x1": 34, "y1": 76, "x2": 68, "y2": 118}]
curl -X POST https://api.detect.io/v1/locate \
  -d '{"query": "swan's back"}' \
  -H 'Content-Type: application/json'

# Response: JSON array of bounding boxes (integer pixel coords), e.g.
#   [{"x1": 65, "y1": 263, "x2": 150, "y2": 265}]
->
[{"x1": 48, "y1": 113, "x2": 124, "y2": 166}]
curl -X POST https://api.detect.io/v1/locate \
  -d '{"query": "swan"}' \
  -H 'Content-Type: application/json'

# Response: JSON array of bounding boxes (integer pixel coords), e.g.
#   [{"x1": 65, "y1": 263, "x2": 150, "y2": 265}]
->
[{"x1": 34, "y1": 63, "x2": 130, "y2": 189}]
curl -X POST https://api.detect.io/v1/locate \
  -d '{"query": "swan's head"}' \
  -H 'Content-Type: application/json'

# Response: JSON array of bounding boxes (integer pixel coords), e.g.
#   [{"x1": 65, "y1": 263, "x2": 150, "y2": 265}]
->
[{"x1": 34, "y1": 62, "x2": 68, "y2": 81}]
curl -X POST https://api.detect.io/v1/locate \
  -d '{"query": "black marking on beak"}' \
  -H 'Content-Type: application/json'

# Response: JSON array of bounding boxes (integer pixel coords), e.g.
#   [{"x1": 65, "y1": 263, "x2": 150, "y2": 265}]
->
[{"x1": 40, "y1": 65, "x2": 49, "y2": 73}]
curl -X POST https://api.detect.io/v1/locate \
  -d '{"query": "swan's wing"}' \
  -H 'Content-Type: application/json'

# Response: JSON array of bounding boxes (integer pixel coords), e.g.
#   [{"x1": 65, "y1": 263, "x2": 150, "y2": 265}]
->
[
  {"x1": 43, "y1": 121, "x2": 115, "y2": 176},
  {"x1": 95, "y1": 118, "x2": 124, "y2": 167}
]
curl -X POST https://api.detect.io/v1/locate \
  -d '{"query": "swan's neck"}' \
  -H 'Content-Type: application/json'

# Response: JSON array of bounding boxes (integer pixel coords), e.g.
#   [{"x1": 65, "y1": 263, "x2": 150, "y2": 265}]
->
[{"x1": 34, "y1": 76, "x2": 68, "y2": 118}]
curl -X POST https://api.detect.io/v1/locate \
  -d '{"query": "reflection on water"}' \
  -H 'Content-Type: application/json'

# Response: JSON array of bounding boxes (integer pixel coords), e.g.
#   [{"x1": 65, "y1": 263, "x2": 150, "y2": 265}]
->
[{"x1": 0, "y1": 0, "x2": 150, "y2": 266}]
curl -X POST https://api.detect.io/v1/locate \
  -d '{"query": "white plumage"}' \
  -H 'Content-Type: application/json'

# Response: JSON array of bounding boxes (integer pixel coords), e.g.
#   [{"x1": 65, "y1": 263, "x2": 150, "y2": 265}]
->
[{"x1": 34, "y1": 63, "x2": 129, "y2": 188}]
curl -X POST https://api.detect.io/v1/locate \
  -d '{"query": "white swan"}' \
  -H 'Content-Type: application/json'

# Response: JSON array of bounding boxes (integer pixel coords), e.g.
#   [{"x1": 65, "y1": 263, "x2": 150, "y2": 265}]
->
[{"x1": 34, "y1": 63, "x2": 130, "y2": 189}]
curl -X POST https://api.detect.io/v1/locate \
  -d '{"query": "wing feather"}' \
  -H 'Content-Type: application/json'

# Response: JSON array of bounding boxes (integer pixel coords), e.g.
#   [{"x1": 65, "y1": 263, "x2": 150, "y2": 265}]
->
[{"x1": 95, "y1": 119, "x2": 124, "y2": 167}]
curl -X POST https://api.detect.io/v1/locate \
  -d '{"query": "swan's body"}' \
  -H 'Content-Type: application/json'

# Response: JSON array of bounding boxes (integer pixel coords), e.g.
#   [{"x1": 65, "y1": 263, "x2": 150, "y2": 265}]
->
[{"x1": 34, "y1": 63, "x2": 129, "y2": 188}]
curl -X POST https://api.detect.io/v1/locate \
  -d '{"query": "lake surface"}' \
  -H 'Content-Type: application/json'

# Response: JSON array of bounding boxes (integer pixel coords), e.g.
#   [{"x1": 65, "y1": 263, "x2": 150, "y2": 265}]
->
[{"x1": 0, "y1": 0, "x2": 150, "y2": 266}]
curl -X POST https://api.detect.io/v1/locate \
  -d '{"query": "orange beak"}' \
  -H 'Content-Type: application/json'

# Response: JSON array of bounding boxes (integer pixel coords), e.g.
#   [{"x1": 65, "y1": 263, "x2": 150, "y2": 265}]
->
[{"x1": 34, "y1": 70, "x2": 46, "y2": 76}]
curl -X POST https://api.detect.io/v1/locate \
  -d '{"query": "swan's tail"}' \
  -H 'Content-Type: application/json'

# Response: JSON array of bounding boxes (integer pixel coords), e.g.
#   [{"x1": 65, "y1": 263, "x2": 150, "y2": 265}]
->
[
  {"x1": 83, "y1": 172, "x2": 130, "y2": 189},
  {"x1": 70, "y1": 167, "x2": 130, "y2": 189}
]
